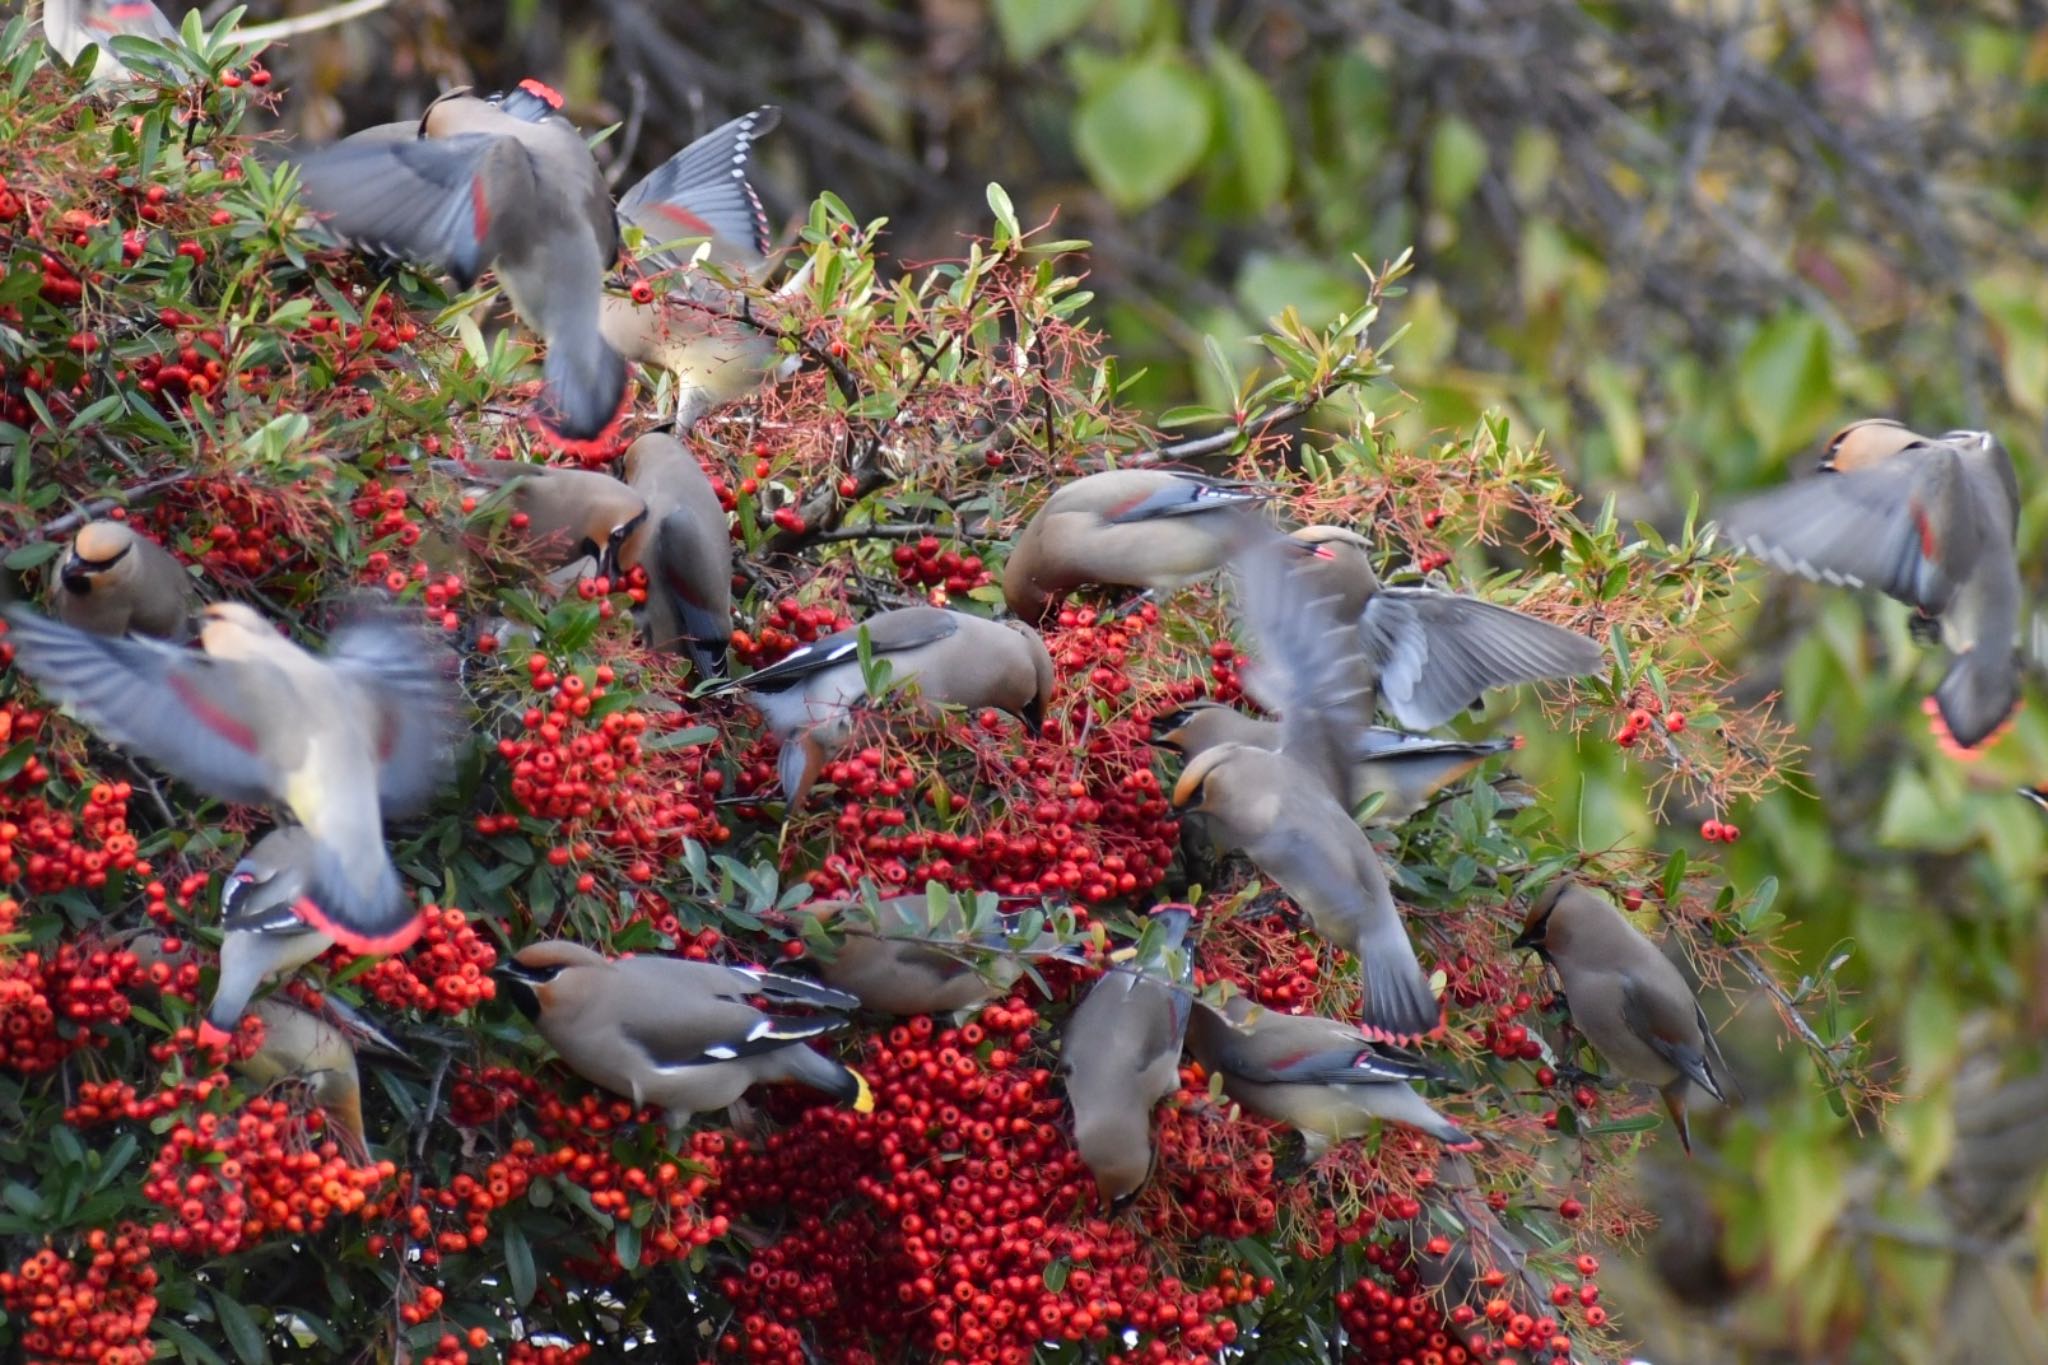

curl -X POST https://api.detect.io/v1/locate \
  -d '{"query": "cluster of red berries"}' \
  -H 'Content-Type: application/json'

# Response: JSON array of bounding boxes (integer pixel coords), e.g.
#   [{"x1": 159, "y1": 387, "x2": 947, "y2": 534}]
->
[
  {"x1": 0, "y1": 704, "x2": 145, "y2": 893},
  {"x1": 355, "y1": 906, "x2": 497, "y2": 1015},
  {"x1": 731, "y1": 597, "x2": 854, "y2": 669},
  {"x1": 892, "y1": 536, "x2": 992, "y2": 599},
  {"x1": 0, "y1": 1224, "x2": 159, "y2": 1364},
  {"x1": 1612, "y1": 696, "x2": 1684, "y2": 749},
  {"x1": 1698, "y1": 818, "x2": 1741, "y2": 843},
  {"x1": 0, "y1": 940, "x2": 142, "y2": 1074},
  {"x1": 65, "y1": 1071, "x2": 233, "y2": 1128},
  {"x1": 142, "y1": 1096, "x2": 395, "y2": 1257}
]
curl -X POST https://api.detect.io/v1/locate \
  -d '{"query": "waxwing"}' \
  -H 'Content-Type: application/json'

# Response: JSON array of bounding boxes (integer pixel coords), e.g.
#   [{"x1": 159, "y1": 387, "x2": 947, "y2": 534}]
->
[
  {"x1": 496, "y1": 941, "x2": 872, "y2": 1127},
  {"x1": 1187, "y1": 994, "x2": 1476, "y2": 1158},
  {"x1": 50, "y1": 519, "x2": 192, "y2": 640},
  {"x1": 42, "y1": 0, "x2": 178, "y2": 81},
  {"x1": 294, "y1": 85, "x2": 626, "y2": 441},
  {"x1": 1719, "y1": 419, "x2": 2022, "y2": 752},
  {"x1": 1285, "y1": 525, "x2": 1604, "y2": 731},
  {"x1": 2, "y1": 600, "x2": 458, "y2": 953},
  {"x1": 236, "y1": 997, "x2": 367, "y2": 1155},
  {"x1": 792, "y1": 891, "x2": 1083, "y2": 1016},
  {"x1": 616, "y1": 106, "x2": 779, "y2": 272},
  {"x1": 1514, "y1": 880, "x2": 1733, "y2": 1153},
  {"x1": 1148, "y1": 701, "x2": 1516, "y2": 827},
  {"x1": 616, "y1": 434, "x2": 732, "y2": 676},
  {"x1": 1060, "y1": 905, "x2": 1194, "y2": 1211},
  {"x1": 432, "y1": 458, "x2": 648, "y2": 583},
  {"x1": 1002, "y1": 470, "x2": 1268, "y2": 624},
  {"x1": 704, "y1": 605, "x2": 1054, "y2": 808},
  {"x1": 204, "y1": 826, "x2": 331, "y2": 1041}
]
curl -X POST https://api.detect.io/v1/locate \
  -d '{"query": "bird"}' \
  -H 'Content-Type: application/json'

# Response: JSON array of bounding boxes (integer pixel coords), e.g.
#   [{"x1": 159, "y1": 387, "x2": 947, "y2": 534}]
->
[
  {"x1": 1, "y1": 600, "x2": 457, "y2": 954},
  {"x1": 1148, "y1": 701, "x2": 1518, "y2": 826},
  {"x1": 1060, "y1": 904, "x2": 1195, "y2": 1211},
  {"x1": 705, "y1": 606, "x2": 1054, "y2": 808},
  {"x1": 1513, "y1": 879, "x2": 1733, "y2": 1153},
  {"x1": 603, "y1": 108, "x2": 795, "y2": 430},
  {"x1": 1185, "y1": 993, "x2": 1477, "y2": 1157},
  {"x1": 203, "y1": 826, "x2": 332, "y2": 1044},
  {"x1": 1284, "y1": 525, "x2": 1605, "y2": 731},
  {"x1": 235, "y1": 997, "x2": 368, "y2": 1155},
  {"x1": 1718, "y1": 418, "x2": 2022, "y2": 753},
  {"x1": 48, "y1": 519, "x2": 192, "y2": 640},
  {"x1": 616, "y1": 434, "x2": 732, "y2": 676},
  {"x1": 41, "y1": 0, "x2": 178, "y2": 82},
  {"x1": 1165, "y1": 526, "x2": 1442, "y2": 1041},
  {"x1": 495, "y1": 940, "x2": 873, "y2": 1128},
  {"x1": 2022, "y1": 786, "x2": 2048, "y2": 814},
  {"x1": 1002, "y1": 469, "x2": 1268, "y2": 624},
  {"x1": 293, "y1": 85, "x2": 626, "y2": 442},
  {"x1": 790, "y1": 892, "x2": 1083, "y2": 1016},
  {"x1": 433, "y1": 458, "x2": 648, "y2": 584}
]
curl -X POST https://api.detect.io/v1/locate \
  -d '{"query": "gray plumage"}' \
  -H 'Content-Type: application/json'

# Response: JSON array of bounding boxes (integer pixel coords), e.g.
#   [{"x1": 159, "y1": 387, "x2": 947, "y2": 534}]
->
[
  {"x1": 206, "y1": 826, "x2": 332, "y2": 1036},
  {"x1": 617, "y1": 434, "x2": 732, "y2": 675}
]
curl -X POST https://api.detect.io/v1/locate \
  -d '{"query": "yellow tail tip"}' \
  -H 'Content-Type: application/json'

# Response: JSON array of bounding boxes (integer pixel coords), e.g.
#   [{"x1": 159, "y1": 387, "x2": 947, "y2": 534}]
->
[
  {"x1": 1108, "y1": 946, "x2": 1139, "y2": 964},
  {"x1": 849, "y1": 1067, "x2": 875, "y2": 1114}
]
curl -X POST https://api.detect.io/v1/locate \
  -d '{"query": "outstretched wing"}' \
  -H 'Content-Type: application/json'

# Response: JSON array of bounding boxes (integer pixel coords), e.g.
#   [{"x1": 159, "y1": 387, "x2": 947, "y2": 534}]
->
[{"x1": 1360, "y1": 589, "x2": 1603, "y2": 730}]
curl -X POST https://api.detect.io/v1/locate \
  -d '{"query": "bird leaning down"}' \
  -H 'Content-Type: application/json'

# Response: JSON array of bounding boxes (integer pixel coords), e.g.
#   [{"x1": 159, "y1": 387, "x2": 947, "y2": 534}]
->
[
  {"x1": 1514, "y1": 879, "x2": 1735, "y2": 1153},
  {"x1": 705, "y1": 605, "x2": 1054, "y2": 808},
  {"x1": 1002, "y1": 468, "x2": 1268, "y2": 624},
  {"x1": 790, "y1": 892, "x2": 1085, "y2": 1017},
  {"x1": 496, "y1": 940, "x2": 874, "y2": 1128},
  {"x1": 432, "y1": 457, "x2": 648, "y2": 585},
  {"x1": 234, "y1": 997, "x2": 370, "y2": 1157},
  {"x1": 50, "y1": 518, "x2": 193, "y2": 640},
  {"x1": 617, "y1": 433, "x2": 734, "y2": 676},
  {"x1": 1168, "y1": 524, "x2": 1444, "y2": 1043},
  {"x1": 1718, "y1": 417, "x2": 2023, "y2": 753},
  {"x1": 293, "y1": 84, "x2": 627, "y2": 443},
  {"x1": 1185, "y1": 992, "x2": 1478, "y2": 1157},
  {"x1": 1, "y1": 600, "x2": 458, "y2": 954},
  {"x1": 1060, "y1": 904, "x2": 1195, "y2": 1211},
  {"x1": 204, "y1": 826, "x2": 332, "y2": 1044}
]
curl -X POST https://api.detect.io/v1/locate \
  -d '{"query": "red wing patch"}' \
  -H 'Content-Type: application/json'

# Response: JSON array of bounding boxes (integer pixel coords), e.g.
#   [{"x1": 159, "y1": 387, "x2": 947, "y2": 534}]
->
[
  {"x1": 1912, "y1": 501, "x2": 1938, "y2": 559},
  {"x1": 169, "y1": 672, "x2": 261, "y2": 754},
  {"x1": 106, "y1": 2, "x2": 159, "y2": 20},
  {"x1": 469, "y1": 177, "x2": 492, "y2": 245},
  {"x1": 653, "y1": 203, "x2": 715, "y2": 238},
  {"x1": 663, "y1": 563, "x2": 708, "y2": 609}
]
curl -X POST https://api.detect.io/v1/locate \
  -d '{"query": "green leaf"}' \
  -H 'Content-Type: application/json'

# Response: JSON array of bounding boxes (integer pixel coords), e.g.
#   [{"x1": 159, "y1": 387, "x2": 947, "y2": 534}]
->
[
  {"x1": 616, "y1": 1220, "x2": 642, "y2": 1271},
  {"x1": 505, "y1": 1221, "x2": 537, "y2": 1306},
  {"x1": 1759, "y1": 1133, "x2": 1847, "y2": 1282},
  {"x1": 210, "y1": 1289, "x2": 269, "y2": 1365},
  {"x1": 4, "y1": 539, "x2": 58, "y2": 571},
  {"x1": 1428, "y1": 115, "x2": 1489, "y2": 212},
  {"x1": 644, "y1": 725, "x2": 717, "y2": 753},
  {"x1": 992, "y1": 0, "x2": 1091, "y2": 62},
  {"x1": 1073, "y1": 58, "x2": 1213, "y2": 212},
  {"x1": 1042, "y1": 1257, "x2": 1071, "y2": 1292},
  {"x1": 986, "y1": 182, "x2": 1022, "y2": 247},
  {"x1": 1736, "y1": 312, "x2": 1833, "y2": 461},
  {"x1": 1208, "y1": 49, "x2": 1289, "y2": 213}
]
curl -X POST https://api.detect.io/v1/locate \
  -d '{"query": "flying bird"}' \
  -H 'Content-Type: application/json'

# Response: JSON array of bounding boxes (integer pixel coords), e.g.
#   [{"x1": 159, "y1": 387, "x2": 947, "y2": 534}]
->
[
  {"x1": 1718, "y1": 418, "x2": 2022, "y2": 752},
  {"x1": 2, "y1": 601, "x2": 457, "y2": 953}
]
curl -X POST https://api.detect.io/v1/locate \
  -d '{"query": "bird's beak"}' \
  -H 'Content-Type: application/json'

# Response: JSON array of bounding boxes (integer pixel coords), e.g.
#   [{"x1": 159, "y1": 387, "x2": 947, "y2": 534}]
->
[
  {"x1": 1511, "y1": 925, "x2": 1543, "y2": 952},
  {"x1": 2017, "y1": 785, "x2": 2048, "y2": 812},
  {"x1": 1021, "y1": 697, "x2": 1046, "y2": 733}
]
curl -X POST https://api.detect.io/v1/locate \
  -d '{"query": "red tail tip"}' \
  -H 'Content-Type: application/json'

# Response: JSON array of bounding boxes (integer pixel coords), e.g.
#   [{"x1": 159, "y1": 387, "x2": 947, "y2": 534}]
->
[
  {"x1": 1922, "y1": 695, "x2": 2017, "y2": 761},
  {"x1": 1509, "y1": 733, "x2": 1527, "y2": 751},
  {"x1": 529, "y1": 388, "x2": 632, "y2": 462},
  {"x1": 197, "y1": 1020, "x2": 234, "y2": 1050},
  {"x1": 518, "y1": 78, "x2": 564, "y2": 109}
]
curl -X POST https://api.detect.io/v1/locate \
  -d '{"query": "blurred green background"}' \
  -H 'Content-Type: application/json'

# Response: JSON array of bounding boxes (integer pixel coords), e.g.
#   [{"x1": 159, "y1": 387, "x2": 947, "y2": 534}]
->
[{"x1": 232, "y1": 0, "x2": 2048, "y2": 1358}]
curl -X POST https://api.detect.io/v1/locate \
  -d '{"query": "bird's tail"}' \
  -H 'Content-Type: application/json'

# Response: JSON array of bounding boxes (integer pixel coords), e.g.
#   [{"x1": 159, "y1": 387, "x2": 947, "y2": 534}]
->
[
  {"x1": 536, "y1": 336, "x2": 630, "y2": 446},
  {"x1": 783, "y1": 1045, "x2": 875, "y2": 1113},
  {"x1": 298, "y1": 847, "x2": 424, "y2": 957},
  {"x1": 1929, "y1": 649, "x2": 2020, "y2": 755},
  {"x1": 1357, "y1": 931, "x2": 1443, "y2": 1046}
]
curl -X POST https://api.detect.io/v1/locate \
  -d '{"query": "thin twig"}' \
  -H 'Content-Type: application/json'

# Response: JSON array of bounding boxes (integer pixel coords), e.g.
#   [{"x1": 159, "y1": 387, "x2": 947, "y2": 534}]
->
[
  {"x1": 27, "y1": 469, "x2": 197, "y2": 541},
  {"x1": 236, "y1": 0, "x2": 397, "y2": 45}
]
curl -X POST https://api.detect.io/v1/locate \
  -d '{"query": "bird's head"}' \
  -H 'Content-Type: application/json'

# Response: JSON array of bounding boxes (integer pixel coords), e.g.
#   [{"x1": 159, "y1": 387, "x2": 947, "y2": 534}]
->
[
  {"x1": 1286, "y1": 524, "x2": 1370, "y2": 562},
  {"x1": 62, "y1": 519, "x2": 137, "y2": 593},
  {"x1": 1169, "y1": 745, "x2": 1238, "y2": 813},
  {"x1": 1818, "y1": 417, "x2": 1920, "y2": 473},
  {"x1": 494, "y1": 940, "x2": 608, "y2": 1020},
  {"x1": 599, "y1": 506, "x2": 651, "y2": 584},
  {"x1": 1145, "y1": 703, "x2": 1208, "y2": 752},
  {"x1": 1512, "y1": 881, "x2": 1570, "y2": 954}
]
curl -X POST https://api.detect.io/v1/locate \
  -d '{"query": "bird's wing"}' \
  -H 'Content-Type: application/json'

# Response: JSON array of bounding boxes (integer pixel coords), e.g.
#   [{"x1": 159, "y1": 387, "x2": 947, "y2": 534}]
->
[
  {"x1": 1620, "y1": 978, "x2": 1726, "y2": 1103},
  {"x1": 620, "y1": 107, "x2": 781, "y2": 269},
  {"x1": 1360, "y1": 588, "x2": 1604, "y2": 731},
  {"x1": 1102, "y1": 475, "x2": 1266, "y2": 525},
  {"x1": 220, "y1": 864, "x2": 320, "y2": 938},
  {"x1": 619, "y1": 1000, "x2": 848, "y2": 1069},
  {"x1": 295, "y1": 133, "x2": 541, "y2": 287},
  {"x1": 326, "y1": 615, "x2": 459, "y2": 818},
  {"x1": 1717, "y1": 451, "x2": 1987, "y2": 615},
  {"x1": 709, "y1": 612, "x2": 959, "y2": 695},
  {"x1": 3, "y1": 608, "x2": 285, "y2": 804}
]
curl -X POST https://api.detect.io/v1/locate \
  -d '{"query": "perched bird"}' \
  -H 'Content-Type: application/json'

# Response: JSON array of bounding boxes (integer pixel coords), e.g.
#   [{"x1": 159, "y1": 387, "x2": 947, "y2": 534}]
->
[
  {"x1": 204, "y1": 826, "x2": 332, "y2": 1042},
  {"x1": 1186, "y1": 993, "x2": 1476, "y2": 1157},
  {"x1": 41, "y1": 0, "x2": 178, "y2": 81},
  {"x1": 1060, "y1": 904, "x2": 1194, "y2": 1211},
  {"x1": 1513, "y1": 880, "x2": 1733, "y2": 1153},
  {"x1": 294, "y1": 86, "x2": 626, "y2": 441},
  {"x1": 1285, "y1": 525, "x2": 1604, "y2": 731},
  {"x1": 605, "y1": 108, "x2": 792, "y2": 427},
  {"x1": 235, "y1": 997, "x2": 368, "y2": 1154},
  {"x1": 1002, "y1": 470, "x2": 1267, "y2": 624},
  {"x1": 1149, "y1": 701, "x2": 1517, "y2": 826},
  {"x1": 706, "y1": 606, "x2": 1054, "y2": 807},
  {"x1": 1719, "y1": 419, "x2": 2022, "y2": 752},
  {"x1": 616, "y1": 434, "x2": 732, "y2": 675},
  {"x1": 792, "y1": 892, "x2": 1081, "y2": 1016},
  {"x1": 49, "y1": 519, "x2": 192, "y2": 640},
  {"x1": 2, "y1": 601, "x2": 457, "y2": 953},
  {"x1": 433, "y1": 458, "x2": 647, "y2": 583},
  {"x1": 1167, "y1": 527, "x2": 1442, "y2": 1041},
  {"x1": 496, "y1": 940, "x2": 873, "y2": 1127}
]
